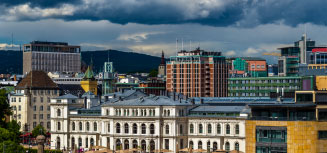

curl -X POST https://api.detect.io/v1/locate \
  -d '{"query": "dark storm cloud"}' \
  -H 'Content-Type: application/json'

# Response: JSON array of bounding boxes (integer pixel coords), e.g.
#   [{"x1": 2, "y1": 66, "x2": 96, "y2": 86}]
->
[
  {"x1": 0, "y1": 0, "x2": 80, "y2": 7},
  {"x1": 2, "y1": 0, "x2": 327, "y2": 27}
]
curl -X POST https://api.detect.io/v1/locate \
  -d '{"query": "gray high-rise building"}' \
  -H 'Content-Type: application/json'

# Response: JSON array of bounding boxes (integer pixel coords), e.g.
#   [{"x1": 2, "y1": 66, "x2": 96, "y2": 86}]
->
[{"x1": 23, "y1": 41, "x2": 81, "y2": 75}]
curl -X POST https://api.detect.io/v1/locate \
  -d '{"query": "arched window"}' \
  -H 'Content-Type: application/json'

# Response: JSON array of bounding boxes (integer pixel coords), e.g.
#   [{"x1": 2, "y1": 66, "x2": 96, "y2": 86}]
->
[
  {"x1": 190, "y1": 124, "x2": 194, "y2": 134},
  {"x1": 235, "y1": 142, "x2": 239, "y2": 151},
  {"x1": 179, "y1": 124, "x2": 183, "y2": 134},
  {"x1": 116, "y1": 123, "x2": 121, "y2": 133},
  {"x1": 94, "y1": 122, "x2": 97, "y2": 132},
  {"x1": 124, "y1": 139, "x2": 129, "y2": 150},
  {"x1": 217, "y1": 124, "x2": 221, "y2": 134},
  {"x1": 116, "y1": 139, "x2": 121, "y2": 150},
  {"x1": 106, "y1": 109, "x2": 109, "y2": 115},
  {"x1": 213, "y1": 142, "x2": 217, "y2": 151},
  {"x1": 125, "y1": 123, "x2": 129, "y2": 134},
  {"x1": 164, "y1": 110, "x2": 167, "y2": 116},
  {"x1": 72, "y1": 122, "x2": 75, "y2": 131},
  {"x1": 56, "y1": 137, "x2": 60, "y2": 150},
  {"x1": 141, "y1": 124, "x2": 146, "y2": 134},
  {"x1": 57, "y1": 109, "x2": 61, "y2": 117},
  {"x1": 207, "y1": 141, "x2": 210, "y2": 151},
  {"x1": 189, "y1": 141, "x2": 194, "y2": 149},
  {"x1": 225, "y1": 142, "x2": 230, "y2": 151},
  {"x1": 153, "y1": 110, "x2": 155, "y2": 116},
  {"x1": 207, "y1": 124, "x2": 212, "y2": 134},
  {"x1": 199, "y1": 124, "x2": 203, "y2": 133},
  {"x1": 235, "y1": 124, "x2": 240, "y2": 135},
  {"x1": 57, "y1": 122, "x2": 61, "y2": 131},
  {"x1": 167, "y1": 110, "x2": 170, "y2": 116},
  {"x1": 198, "y1": 141, "x2": 202, "y2": 149},
  {"x1": 79, "y1": 122, "x2": 82, "y2": 131},
  {"x1": 165, "y1": 125, "x2": 169, "y2": 134},
  {"x1": 150, "y1": 124, "x2": 155, "y2": 134},
  {"x1": 78, "y1": 137, "x2": 82, "y2": 147},
  {"x1": 108, "y1": 123, "x2": 110, "y2": 132},
  {"x1": 226, "y1": 124, "x2": 230, "y2": 134},
  {"x1": 150, "y1": 140, "x2": 155, "y2": 152},
  {"x1": 90, "y1": 138, "x2": 94, "y2": 147},
  {"x1": 133, "y1": 123, "x2": 137, "y2": 134},
  {"x1": 141, "y1": 140, "x2": 146, "y2": 151},
  {"x1": 86, "y1": 122, "x2": 90, "y2": 131},
  {"x1": 71, "y1": 137, "x2": 75, "y2": 149},
  {"x1": 133, "y1": 140, "x2": 138, "y2": 149}
]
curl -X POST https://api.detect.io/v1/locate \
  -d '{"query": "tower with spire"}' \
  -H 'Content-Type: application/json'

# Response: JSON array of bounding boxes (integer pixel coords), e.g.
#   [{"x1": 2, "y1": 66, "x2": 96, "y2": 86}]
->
[
  {"x1": 80, "y1": 65, "x2": 98, "y2": 95},
  {"x1": 158, "y1": 51, "x2": 166, "y2": 77}
]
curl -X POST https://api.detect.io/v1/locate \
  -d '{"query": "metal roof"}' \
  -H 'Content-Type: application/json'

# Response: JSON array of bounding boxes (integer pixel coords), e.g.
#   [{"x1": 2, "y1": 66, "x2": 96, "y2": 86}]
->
[
  {"x1": 103, "y1": 96, "x2": 191, "y2": 106},
  {"x1": 54, "y1": 94, "x2": 78, "y2": 99},
  {"x1": 190, "y1": 105, "x2": 246, "y2": 113}
]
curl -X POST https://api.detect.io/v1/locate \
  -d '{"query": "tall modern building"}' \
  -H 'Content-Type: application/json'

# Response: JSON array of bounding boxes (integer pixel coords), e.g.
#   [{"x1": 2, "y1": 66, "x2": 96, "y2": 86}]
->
[
  {"x1": 23, "y1": 41, "x2": 81, "y2": 75},
  {"x1": 166, "y1": 49, "x2": 228, "y2": 97},
  {"x1": 278, "y1": 34, "x2": 327, "y2": 76}
]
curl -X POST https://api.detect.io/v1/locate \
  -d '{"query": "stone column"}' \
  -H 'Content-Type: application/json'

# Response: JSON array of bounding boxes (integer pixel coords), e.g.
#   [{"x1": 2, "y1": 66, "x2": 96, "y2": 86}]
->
[{"x1": 36, "y1": 135, "x2": 46, "y2": 153}]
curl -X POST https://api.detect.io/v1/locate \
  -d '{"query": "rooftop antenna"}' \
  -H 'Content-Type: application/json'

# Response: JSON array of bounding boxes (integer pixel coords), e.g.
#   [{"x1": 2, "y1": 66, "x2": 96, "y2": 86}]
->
[
  {"x1": 176, "y1": 38, "x2": 178, "y2": 55},
  {"x1": 182, "y1": 38, "x2": 184, "y2": 51},
  {"x1": 11, "y1": 33, "x2": 13, "y2": 49}
]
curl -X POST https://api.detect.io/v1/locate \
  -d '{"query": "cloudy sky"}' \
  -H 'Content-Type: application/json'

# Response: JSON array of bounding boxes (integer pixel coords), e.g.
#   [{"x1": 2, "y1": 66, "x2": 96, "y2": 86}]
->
[{"x1": 1, "y1": 0, "x2": 327, "y2": 63}]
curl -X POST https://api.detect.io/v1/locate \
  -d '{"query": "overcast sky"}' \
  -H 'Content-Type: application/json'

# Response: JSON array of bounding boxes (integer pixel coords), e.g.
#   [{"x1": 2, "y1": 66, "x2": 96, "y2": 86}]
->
[{"x1": 1, "y1": 0, "x2": 327, "y2": 63}]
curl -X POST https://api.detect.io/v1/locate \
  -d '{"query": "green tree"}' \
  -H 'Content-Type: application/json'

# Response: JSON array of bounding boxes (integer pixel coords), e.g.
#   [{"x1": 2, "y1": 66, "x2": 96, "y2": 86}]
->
[
  {"x1": 0, "y1": 140, "x2": 24, "y2": 153},
  {"x1": 0, "y1": 89, "x2": 11, "y2": 128},
  {"x1": 32, "y1": 124, "x2": 46, "y2": 137},
  {"x1": 149, "y1": 69, "x2": 158, "y2": 77},
  {"x1": 6, "y1": 120, "x2": 21, "y2": 143}
]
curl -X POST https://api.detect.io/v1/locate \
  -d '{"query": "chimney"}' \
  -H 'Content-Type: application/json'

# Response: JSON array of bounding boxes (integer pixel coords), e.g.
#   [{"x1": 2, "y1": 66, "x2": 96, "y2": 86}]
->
[
  {"x1": 173, "y1": 92, "x2": 176, "y2": 101},
  {"x1": 84, "y1": 97, "x2": 87, "y2": 109},
  {"x1": 191, "y1": 99, "x2": 195, "y2": 105}
]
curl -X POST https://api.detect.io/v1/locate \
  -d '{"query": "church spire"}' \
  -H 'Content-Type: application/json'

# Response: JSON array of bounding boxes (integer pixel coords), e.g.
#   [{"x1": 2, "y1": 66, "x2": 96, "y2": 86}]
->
[{"x1": 161, "y1": 50, "x2": 165, "y2": 65}]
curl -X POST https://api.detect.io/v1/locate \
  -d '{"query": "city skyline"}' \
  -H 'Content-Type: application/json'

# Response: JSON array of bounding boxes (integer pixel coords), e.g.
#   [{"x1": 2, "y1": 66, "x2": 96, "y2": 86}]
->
[{"x1": 1, "y1": 0, "x2": 327, "y2": 64}]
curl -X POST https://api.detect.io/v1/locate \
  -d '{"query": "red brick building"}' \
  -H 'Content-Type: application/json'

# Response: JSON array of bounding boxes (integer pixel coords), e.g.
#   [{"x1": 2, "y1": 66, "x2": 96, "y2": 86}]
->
[{"x1": 166, "y1": 49, "x2": 228, "y2": 97}]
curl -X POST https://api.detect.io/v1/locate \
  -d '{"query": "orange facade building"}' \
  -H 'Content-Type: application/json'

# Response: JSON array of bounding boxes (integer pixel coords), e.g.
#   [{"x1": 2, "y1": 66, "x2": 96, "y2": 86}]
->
[{"x1": 166, "y1": 49, "x2": 228, "y2": 97}]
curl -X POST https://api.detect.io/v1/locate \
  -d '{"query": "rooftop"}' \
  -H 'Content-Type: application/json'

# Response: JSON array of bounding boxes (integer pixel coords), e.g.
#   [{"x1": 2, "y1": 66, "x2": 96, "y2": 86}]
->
[
  {"x1": 103, "y1": 96, "x2": 191, "y2": 106},
  {"x1": 16, "y1": 71, "x2": 58, "y2": 89}
]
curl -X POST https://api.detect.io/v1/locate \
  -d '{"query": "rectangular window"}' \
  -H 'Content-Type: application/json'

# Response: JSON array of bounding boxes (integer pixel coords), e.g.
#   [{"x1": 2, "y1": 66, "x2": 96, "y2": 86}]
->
[
  {"x1": 319, "y1": 131, "x2": 327, "y2": 139},
  {"x1": 47, "y1": 114, "x2": 50, "y2": 119},
  {"x1": 40, "y1": 114, "x2": 43, "y2": 119},
  {"x1": 40, "y1": 97, "x2": 43, "y2": 103},
  {"x1": 33, "y1": 114, "x2": 37, "y2": 119},
  {"x1": 165, "y1": 139, "x2": 169, "y2": 150}
]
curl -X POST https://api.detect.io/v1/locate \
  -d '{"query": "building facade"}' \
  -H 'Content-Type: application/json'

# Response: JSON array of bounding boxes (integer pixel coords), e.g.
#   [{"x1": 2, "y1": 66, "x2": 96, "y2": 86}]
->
[
  {"x1": 50, "y1": 94, "x2": 247, "y2": 152},
  {"x1": 246, "y1": 90, "x2": 327, "y2": 153},
  {"x1": 230, "y1": 57, "x2": 267, "y2": 78},
  {"x1": 134, "y1": 78, "x2": 166, "y2": 96},
  {"x1": 228, "y1": 76, "x2": 315, "y2": 97},
  {"x1": 23, "y1": 41, "x2": 81, "y2": 75},
  {"x1": 166, "y1": 49, "x2": 229, "y2": 97},
  {"x1": 10, "y1": 71, "x2": 59, "y2": 132}
]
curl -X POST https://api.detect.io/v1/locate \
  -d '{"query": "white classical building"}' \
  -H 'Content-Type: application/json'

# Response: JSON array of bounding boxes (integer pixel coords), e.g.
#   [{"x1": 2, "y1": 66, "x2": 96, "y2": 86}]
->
[{"x1": 50, "y1": 92, "x2": 248, "y2": 152}]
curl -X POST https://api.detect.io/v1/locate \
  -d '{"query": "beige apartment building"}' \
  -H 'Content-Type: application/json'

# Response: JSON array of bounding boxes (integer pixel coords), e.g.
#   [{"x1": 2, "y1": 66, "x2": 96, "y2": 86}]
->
[{"x1": 10, "y1": 71, "x2": 59, "y2": 132}]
